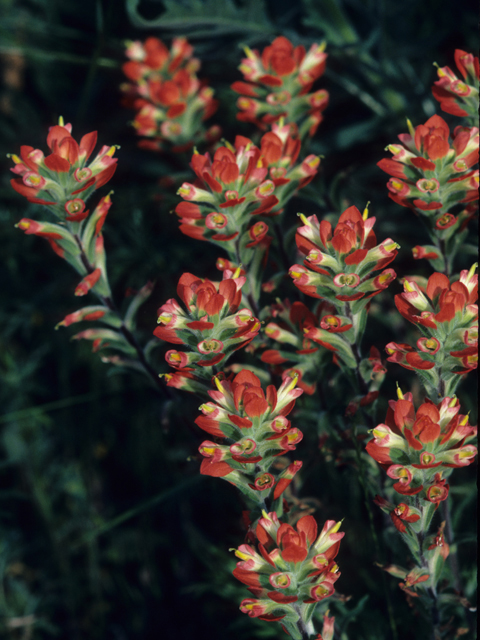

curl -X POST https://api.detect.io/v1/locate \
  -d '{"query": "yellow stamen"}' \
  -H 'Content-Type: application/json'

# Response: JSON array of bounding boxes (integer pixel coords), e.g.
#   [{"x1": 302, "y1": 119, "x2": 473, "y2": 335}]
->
[
  {"x1": 404, "y1": 280, "x2": 415, "y2": 293},
  {"x1": 298, "y1": 213, "x2": 311, "y2": 226},
  {"x1": 233, "y1": 266, "x2": 243, "y2": 279},
  {"x1": 363, "y1": 201, "x2": 370, "y2": 220},
  {"x1": 460, "y1": 413, "x2": 470, "y2": 426},
  {"x1": 234, "y1": 549, "x2": 251, "y2": 561},
  {"x1": 243, "y1": 46, "x2": 255, "y2": 60},
  {"x1": 396, "y1": 383, "x2": 404, "y2": 400},
  {"x1": 406, "y1": 118, "x2": 415, "y2": 137},
  {"x1": 284, "y1": 372, "x2": 299, "y2": 393},
  {"x1": 330, "y1": 519, "x2": 343, "y2": 534},
  {"x1": 11, "y1": 154, "x2": 21, "y2": 164},
  {"x1": 290, "y1": 271, "x2": 302, "y2": 279},
  {"x1": 106, "y1": 145, "x2": 117, "y2": 157},
  {"x1": 318, "y1": 41, "x2": 327, "y2": 52},
  {"x1": 467, "y1": 263, "x2": 478, "y2": 280},
  {"x1": 58, "y1": 116, "x2": 65, "y2": 127},
  {"x1": 214, "y1": 376, "x2": 225, "y2": 393},
  {"x1": 448, "y1": 396, "x2": 457, "y2": 407}
]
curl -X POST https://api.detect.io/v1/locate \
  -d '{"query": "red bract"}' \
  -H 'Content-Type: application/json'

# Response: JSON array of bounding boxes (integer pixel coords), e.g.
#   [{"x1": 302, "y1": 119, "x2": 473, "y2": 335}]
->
[
  {"x1": 234, "y1": 513, "x2": 343, "y2": 627},
  {"x1": 232, "y1": 36, "x2": 329, "y2": 137},
  {"x1": 121, "y1": 37, "x2": 219, "y2": 150},
  {"x1": 154, "y1": 271, "x2": 260, "y2": 374},
  {"x1": 432, "y1": 50, "x2": 479, "y2": 120},
  {"x1": 366, "y1": 390, "x2": 477, "y2": 503},
  {"x1": 9, "y1": 118, "x2": 117, "y2": 214},
  {"x1": 289, "y1": 206, "x2": 398, "y2": 316}
]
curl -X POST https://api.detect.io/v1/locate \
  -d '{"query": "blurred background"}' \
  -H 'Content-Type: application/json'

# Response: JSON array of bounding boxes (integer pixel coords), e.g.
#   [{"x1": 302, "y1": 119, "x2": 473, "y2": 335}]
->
[{"x1": 0, "y1": 1, "x2": 477, "y2": 638}]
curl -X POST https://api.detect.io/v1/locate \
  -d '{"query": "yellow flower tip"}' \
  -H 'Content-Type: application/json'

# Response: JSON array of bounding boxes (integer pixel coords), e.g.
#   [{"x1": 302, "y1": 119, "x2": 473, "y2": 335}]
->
[
  {"x1": 468, "y1": 262, "x2": 478, "y2": 279},
  {"x1": 385, "y1": 241, "x2": 400, "y2": 252},
  {"x1": 58, "y1": 116, "x2": 65, "y2": 127},
  {"x1": 406, "y1": 118, "x2": 415, "y2": 137},
  {"x1": 243, "y1": 45, "x2": 255, "y2": 60},
  {"x1": 290, "y1": 271, "x2": 301, "y2": 279},
  {"x1": 278, "y1": 116, "x2": 285, "y2": 128},
  {"x1": 460, "y1": 413, "x2": 470, "y2": 426},
  {"x1": 222, "y1": 139, "x2": 235, "y2": 152},
  {"x1": 10, "y1": 154, "x2": 21, "y2": 164},
  {"x1": 106, "y1": 146, "x2": 117, "y2": 157},
  {"x1": 318, "y1": 40, "x2": 327, "y2": 52},
  {"x1": 214, "y1": 376, "x2": 225, "y2": 393},
  {"x1": 396, "y1": 383, "x2": 404, "y2": 400},
  {"x1": 15, "y1": 220, "x2": 30, "y2": 230},
  {"x1": 448, "y1": 396, "x2": 457, "y2": 407},
  {"x1": 234, "y1": 549, "x2": 250, "y2": 561},
  {"x1": 256, "y1": 159, "x2": 263, "y2": 169},
  {"x1": 331, "y1": 519, "x2": 343, "y2": 533},
  {"x1": 362, "y1": 201, "x2": 371, "y2": 220},
  {"x1": 232, "y1": 266, "x2": 243, "y2": 279},
  {"x1": 403, "y1": 280, "x2": 415, "y2": 293},
  {"x1": 298, "y1": 213, "x2": 311, "y2": 226},
  {"x1": 261, "y1": 509, "x2": 269, "y2": 520}
]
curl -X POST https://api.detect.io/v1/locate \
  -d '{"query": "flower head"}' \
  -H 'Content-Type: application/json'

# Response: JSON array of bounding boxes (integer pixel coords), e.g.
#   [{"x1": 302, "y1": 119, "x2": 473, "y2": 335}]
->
[
  {"x1": 121, "y1": 37, "x2": 219, "y2": 150},
  {"x1": 232, "y1": 37, "x2": 329, "y2": 137},
  {"x1": 10, "y1": 118, "x2": 117, "y2": 214}
]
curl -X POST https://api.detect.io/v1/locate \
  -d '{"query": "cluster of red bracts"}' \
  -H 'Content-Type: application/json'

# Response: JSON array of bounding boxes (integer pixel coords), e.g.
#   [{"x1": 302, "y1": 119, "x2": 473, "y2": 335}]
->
[
  {"x1": 378, "y1": 115, "x2": 478, "y2": 236},
  {"x1": 234, "y1": 512, "x2": 343, "y2": 628},
  {"x1": 366, "y1": 390, "x2": 477, "y2": 532},
  {"x1": 9, "y1": 119, "x2": 117, "y2": 217},
  {"x1": 231, "y1": 36, "x2": 329, "y2": 138},
  {"x1": 195, "y1": 370, "x2": 304, "y2": 503},
  {"x1": 154, "y1": 272, "x2": 261, "y2": 374},
  {"x1": 386, "y1": 269, "x2": 478, "y2": 389},
  {"x1": 121, "y1": 37, "x2": 219, "y2": 151},
  {"x1": 289, "y1": 206, "x2": 398, "y2": 316},
  {"x1": 176, "y1": 123, "x2": 320, "y2": 251},
  {"x1": 432, "y1": 49, "x2": 479, "y2": 120}
]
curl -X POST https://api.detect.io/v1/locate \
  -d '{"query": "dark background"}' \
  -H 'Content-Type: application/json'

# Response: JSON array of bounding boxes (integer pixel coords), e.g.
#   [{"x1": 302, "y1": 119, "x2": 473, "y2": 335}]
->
[{"x1": 0, "y1": 1, "x2": 477, "y2": 638}]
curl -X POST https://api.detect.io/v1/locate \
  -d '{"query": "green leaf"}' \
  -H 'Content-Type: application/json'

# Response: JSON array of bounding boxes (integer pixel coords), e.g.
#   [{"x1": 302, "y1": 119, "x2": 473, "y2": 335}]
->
[{"x1": 126, "y1": 0, "x2": 272, "y2": 35}]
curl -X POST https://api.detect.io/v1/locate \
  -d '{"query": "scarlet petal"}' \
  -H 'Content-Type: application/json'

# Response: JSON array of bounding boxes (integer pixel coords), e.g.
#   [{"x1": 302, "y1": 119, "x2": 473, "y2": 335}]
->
[
  {"x1": 195, "y1": 416, "x2": 225, "y2": 438},
  {"x1": 79, "y1": 131, "x2": 98, "y2": 160},
  {"x1": 281, "y1": 544, "x2": 308, "y2": 563},
  {"x1": 296, "y1": 515, "x2": 317, "y2": 547},
  {"x1": 345, "y1": 248, "x2": 368, "y2": 265},
  {"x1": 267, "y1": 592, "x2": 298, "y2": 604},
  {"x1": 44, "y1": 153, "x2": 70, "y2": 172},
  {"x1": 200, "y1": 458, "x2": 231, "y2": 477},
  {"x1": 426, "y1": 272, "x2": 450, "y2": 301},
  {"x1": 405, "y1": 352, "x2": 435, "y2": 370},
  {"x1": 152, "y1": 326, "x2": 184, "y2": 344},
  {"x1": 411, "y1": 157, "x2": 436, "y2": 171}
]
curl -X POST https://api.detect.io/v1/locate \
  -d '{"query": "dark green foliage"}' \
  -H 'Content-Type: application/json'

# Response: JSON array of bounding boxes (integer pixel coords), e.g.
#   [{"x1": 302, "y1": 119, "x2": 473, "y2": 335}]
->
[{"x1": 0, "y1": 0, "x2": 477, "y2": 638}]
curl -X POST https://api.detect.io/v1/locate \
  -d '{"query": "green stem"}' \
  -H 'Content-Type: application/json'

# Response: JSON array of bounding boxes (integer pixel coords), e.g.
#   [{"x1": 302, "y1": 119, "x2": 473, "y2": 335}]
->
[{"x1": 73, "y1": 234, "x2": 168, "y2": 396}]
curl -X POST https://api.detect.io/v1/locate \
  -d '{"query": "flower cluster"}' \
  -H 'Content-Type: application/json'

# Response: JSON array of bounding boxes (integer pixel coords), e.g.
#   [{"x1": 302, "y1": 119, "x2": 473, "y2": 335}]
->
[
  {"x1": 121, "y1": 37, "x2": 219, "y2": 151},
  {"x1": 176, "y1": 123, "x2": 320, "y2": 252},
  {"x1": 378, "y1": 115, "x2": 478, "y2": 242},
  {"x1": 154, "y1": 271, "x2": 261, "y2": 376},
  {"x1": 196, "y1": 370, "x2": 304, "y2": 502},
  {"x1": 289, "y1": 205, "x2": 398, "y2": 316},
  {"x1": 386, "y1": 268, "x2": 478, "y2": 395},
  {"x1": 432, "y1": 50, "x2": 479, "y2": 121},
  {"x1": 231, "y1": 36, "x2": 329, "y2": 138},
  {"x1": 367, "y1": 390, "x2": 477, "y2": 521},
  {"x1": 9, "y1": 118, "x2": 117, "y2": 217},
  {"x1": 234, "y1": 512, "x2": 343, "y2": 635}
]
